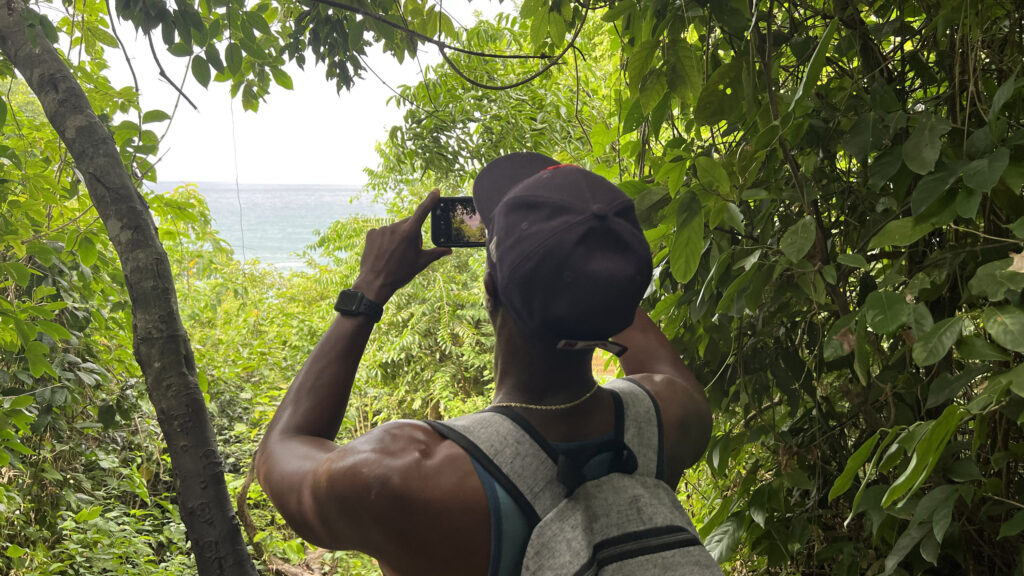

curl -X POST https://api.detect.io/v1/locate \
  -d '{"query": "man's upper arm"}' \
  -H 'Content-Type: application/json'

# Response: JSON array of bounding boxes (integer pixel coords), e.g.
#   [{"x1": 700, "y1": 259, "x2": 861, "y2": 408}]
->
[
  {"x1": 630, "y1": 373, "x2": 713, "y2": 478},
  {"x1": 256, "y1": 421, "x2": 436, "y2": 553}
]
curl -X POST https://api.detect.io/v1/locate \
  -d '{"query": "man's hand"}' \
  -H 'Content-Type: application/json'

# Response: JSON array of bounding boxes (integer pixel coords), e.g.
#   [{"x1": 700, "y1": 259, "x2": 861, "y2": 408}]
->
[{"x1": 353, "y1": 189, "x2": 452, "y2": 304}]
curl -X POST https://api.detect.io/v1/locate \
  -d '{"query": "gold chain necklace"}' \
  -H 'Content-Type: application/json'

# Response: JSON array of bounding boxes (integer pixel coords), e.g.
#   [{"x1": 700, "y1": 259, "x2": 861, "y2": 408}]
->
[{"x1": 490, "y1": 381, "x2": 601, "y2": 411}]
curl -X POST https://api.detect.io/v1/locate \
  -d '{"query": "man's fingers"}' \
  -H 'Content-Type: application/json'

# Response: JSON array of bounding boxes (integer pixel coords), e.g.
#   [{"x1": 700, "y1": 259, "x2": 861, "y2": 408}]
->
[
  {"x1": 420, "y1": 246, "x2": 452, "y2": 267},
  {"x1": 410, "y1": 189, "x2": 442, "y2": 228}
]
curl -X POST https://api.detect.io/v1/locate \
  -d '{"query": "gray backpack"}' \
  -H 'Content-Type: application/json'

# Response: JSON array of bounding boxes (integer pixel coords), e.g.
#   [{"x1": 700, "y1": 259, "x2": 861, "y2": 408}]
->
[{"x1": 428, "y1": 378, "x2": 723, "y2": 575}]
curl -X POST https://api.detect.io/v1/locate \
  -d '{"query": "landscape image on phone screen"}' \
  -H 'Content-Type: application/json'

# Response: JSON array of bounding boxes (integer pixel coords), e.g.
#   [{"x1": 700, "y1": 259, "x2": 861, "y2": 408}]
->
[{"x1": 452, "y1": 202, "x2": 486, "y2": 244}]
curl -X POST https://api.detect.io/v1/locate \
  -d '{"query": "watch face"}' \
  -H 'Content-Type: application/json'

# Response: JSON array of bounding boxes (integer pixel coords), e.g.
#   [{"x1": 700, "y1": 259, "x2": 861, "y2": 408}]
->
[{"x1": 336, "y1": 290, "x2": 362, "y2": 311}]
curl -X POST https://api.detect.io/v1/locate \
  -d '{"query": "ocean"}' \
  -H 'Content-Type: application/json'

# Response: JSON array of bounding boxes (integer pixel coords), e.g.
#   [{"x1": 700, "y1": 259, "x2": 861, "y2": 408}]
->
[{"x1": 152, "y1": 182, "x2": 388, "y2": 269}]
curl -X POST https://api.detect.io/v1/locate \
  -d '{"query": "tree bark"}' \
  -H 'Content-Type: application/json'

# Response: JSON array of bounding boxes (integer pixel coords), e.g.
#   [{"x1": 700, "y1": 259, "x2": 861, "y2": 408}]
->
[{"x1": 0, "y1": 2, "x2": 257, "y2": 574}]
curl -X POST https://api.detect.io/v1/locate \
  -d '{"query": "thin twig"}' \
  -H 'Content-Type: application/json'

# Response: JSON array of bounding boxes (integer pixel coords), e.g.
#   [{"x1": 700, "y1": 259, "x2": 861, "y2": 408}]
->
[
  {"x1": 355, "y1": 53, "x2": 448, "y2": 124},
  {"x1": 147, "y1": 34, "x2": 198, "y2": 111},
  {"x1": 21, "y1": 202, "x2": 95, "y2": 243}
]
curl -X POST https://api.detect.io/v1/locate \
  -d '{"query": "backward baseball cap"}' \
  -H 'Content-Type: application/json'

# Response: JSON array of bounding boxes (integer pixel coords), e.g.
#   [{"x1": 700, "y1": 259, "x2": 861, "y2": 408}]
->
[{"x1": 472, "y1": 152, "x2": 653, "y2": 353}]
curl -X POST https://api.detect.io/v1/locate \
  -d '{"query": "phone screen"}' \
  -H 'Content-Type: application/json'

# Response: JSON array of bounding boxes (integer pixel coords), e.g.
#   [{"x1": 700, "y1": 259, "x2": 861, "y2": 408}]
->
[{"x1": 432, "y1": 197, "x2": 486, "y2": 247}]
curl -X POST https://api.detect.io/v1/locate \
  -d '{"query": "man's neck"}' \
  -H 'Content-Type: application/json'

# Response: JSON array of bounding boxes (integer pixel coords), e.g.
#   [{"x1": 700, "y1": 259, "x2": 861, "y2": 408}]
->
[{"x1": 491, "y1": 336, "x2": 596, "y2": 406}]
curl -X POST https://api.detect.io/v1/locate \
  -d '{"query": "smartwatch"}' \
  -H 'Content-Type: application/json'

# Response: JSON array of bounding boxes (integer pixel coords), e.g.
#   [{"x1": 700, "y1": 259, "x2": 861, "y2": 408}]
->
[{"x1": 334, "y1": 289, "x2": 384, "y2": 322}]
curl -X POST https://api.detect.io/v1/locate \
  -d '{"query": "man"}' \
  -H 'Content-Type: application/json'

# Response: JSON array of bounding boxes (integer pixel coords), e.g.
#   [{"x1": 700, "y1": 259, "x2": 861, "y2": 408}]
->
[{"x1": 256, "y1": 153, "x2": 713, "y2": 575}]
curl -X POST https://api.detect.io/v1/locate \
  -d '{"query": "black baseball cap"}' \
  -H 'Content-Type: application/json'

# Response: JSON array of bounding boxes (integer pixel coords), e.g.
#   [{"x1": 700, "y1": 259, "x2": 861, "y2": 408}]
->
[{"x1": 472, "y1": 152, "x2": 653, "y2": 354}]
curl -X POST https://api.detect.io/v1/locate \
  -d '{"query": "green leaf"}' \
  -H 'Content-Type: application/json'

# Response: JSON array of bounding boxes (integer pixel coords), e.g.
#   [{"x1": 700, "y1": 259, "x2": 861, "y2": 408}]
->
[
  {"x1": 191, "y1": 56, "x2": 211, "y2": 88},
  {"x1": 205, "y1": 45, "x2": 225, "y2": 73},
  {"x1": 989, "y1": 70, "x2": 1020, "y2": 123},
  {"x1": 868, "y1": 146, "x2": 904, "y2": 191},
  {"x1": 529, "y1": 11, "x2": 548, "y2": 48},
  {"x1": 4, "y1": 261, "x2": 31, "y2": 287},
  {"x1": 142, "y1": 109, "x2": 171, "y2": 123},
  {"x1": 837, "y1": 253, "x2": 869, "y2": 269},
  {"x1": 868, "y1": 217, "x2": 935, "y2": 249},
  {"x1": 957, "y1": 335, "x2": 1011, "y2": 361},
  {"x1": 5, "y1": 544, "x2": 26, "y2": 559},
  {"x1": 909, "y1": 303, "x2": 934, "y2": 336},
  {"x1": 77, "y1": 236, "x2": 97, "y2": 267},
  {"x1": 270, "y1": 67, "x2": 294, "y2": 90},
  {"x1": 7, "y1": 394, "x2": 33, "y2": 410},
  {"x1": 903, "y1": 113, "x2": 952, "y2": 175},
  {"x1": 704, "y1": 513, "x2": 744, "y2": 563},
  {"x1": 962, "y1": 147, "x2": 1010, "y2": 192},
  {"x1": 884, "y1": 522, "x2": 931, "y2": 574},
  {"x1": 694, "y1": 61, "x2": 743, "y2": 126},
  {"x1": 601, "y1": 0, "x2": 636, "y2": 21},
  {"x1": 913, "y1": 317, "x2": 963, "y2": 366},
  {"x1": 926, "y1": 365, "x2": 987, "y2": 409},
  {"x1": 670, "y1": 193, "x2": 704, "y2": 284},
  {"x1": 25, "y1": 341, "x2": 52, "y2": 378},
  {"x1": 967, "y1": 258, "x2": 1024, "y2": 302},
  {"x1": 695, "y1": 156, "x2": 731, "y2": 196},
  {"x1": 829, "y1": 433, "x2": 879, "y2": 502},
  {"x1": 983, "y1": 306, "x2": 1024, "y2": 353},
  {"x1": 36, "y1": 320, "x2": 70, "y2": 341},
  {"x1": 225, "y1": 42, "x2": 243, "y2": 76},
  {"x1": 854, "y1": 313, "x2": 870, "y2": 386},
  {"x1": 910, "y1": 161, "x2": 963, "y2": 215},
  {"x1": 520, "y1": 0, "x2": 547, "y2": 19},
  {"x1": 863, "y1": 291, "x2": 911, "y2": 335},
  {"x1": 789, "y1": 19, "x2": 838, "y2": 113},
  {"x1": 882, "y1": 405, "x2": 965, "y2": 508},
  {"x1": 999, "y1": 511, "x2": 1024, "y2": 539},
  {"x1": 915, "y1": 484, "x2": 960, "y2": 544},
  {"x1": 547, "y1": 11, "x2": 566, "y2": 44},
  {"x1": 1011, "y1": 216, "x2": 1024, "y2": 239},
  {"x1": 780, "y1": 216, "x2": 816, "y2": 262},
  {"x1": 74, "y1": 506, "x2": 102, "y2": 523}
]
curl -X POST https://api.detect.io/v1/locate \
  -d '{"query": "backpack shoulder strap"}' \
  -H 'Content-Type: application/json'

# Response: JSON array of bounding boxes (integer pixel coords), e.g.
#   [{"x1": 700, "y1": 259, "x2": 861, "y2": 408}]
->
[
  {"x1": 424, "y1": 411, "x2": 564, "y2": 525},
  {"x1": 605, "y1": 377, "x2": 665, "y2": 481}
]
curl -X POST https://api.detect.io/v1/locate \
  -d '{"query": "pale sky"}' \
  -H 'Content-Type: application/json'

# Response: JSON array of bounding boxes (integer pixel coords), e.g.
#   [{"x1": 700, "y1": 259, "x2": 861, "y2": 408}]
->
[{"x1": 105, "y1": 1, "x2": 505, "y2": 185}]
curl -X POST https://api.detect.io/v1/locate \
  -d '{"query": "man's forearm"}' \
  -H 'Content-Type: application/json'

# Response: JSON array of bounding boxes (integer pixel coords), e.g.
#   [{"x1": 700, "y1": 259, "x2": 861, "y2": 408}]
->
[{"x1": 260, "y1": 313, "x2": 375, "y2": 443}]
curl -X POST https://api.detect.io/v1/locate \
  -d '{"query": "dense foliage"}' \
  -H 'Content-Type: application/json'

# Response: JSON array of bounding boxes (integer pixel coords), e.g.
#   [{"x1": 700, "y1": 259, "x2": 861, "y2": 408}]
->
[{"x1": 2, "y1": 0, "x2": 1023, "y2": 574}]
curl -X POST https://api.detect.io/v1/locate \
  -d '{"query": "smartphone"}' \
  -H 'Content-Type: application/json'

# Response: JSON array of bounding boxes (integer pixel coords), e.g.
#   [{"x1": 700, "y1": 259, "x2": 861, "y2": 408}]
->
[{"x1": 431, "y1": 196, "x2": 487, "y2": 247}]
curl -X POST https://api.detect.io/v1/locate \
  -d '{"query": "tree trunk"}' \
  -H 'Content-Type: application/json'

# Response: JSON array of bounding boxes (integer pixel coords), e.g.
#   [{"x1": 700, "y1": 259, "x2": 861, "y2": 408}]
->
[{"x1": 0, "y1": 2, "x2": 257, "y2": 574}]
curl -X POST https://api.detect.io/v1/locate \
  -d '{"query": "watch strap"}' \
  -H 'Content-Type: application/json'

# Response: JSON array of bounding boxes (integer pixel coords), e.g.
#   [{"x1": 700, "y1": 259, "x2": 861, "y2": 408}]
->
[{"x1": 334, "y1": 289, "x2": 384, "y2": 322}]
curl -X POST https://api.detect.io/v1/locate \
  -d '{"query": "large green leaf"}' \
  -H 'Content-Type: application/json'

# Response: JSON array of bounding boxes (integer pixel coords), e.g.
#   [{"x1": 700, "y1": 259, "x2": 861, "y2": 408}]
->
[
  {"x1": 999, "y1": 511, "x2": 1024, "y2": 539},
  {"x1": 903, "y1": 113, "x2": 952, "y2": 174},
  {"x1": 789, "y1": 19, "x2": 838, "y2": 112},
  {"x1": 882, "y1": 405, "x2": 965, "y2": 508},
  {"x1": 868, "y1": 217, "x2": 935, "y2": 249},
  {"x1": 829, "y1": 433, "x2": 879, "y2": 502},
  {"x1": 863, "y1": 291, "x2": 911, "y2": 335},
  {"x1": 780, "y1": 216, "x2": 816, "y2": 262},
  {"x1": 967, "y1": 258, "x2": 1024, "y2": 301},
  {"x1": 912, "y1": 317, "x2": 963, "y2": 366},
  {"x1": 983, "y1": 306, "x2": 1024, "y2": 353},
  {"x1": 910, "y1": 161, "x2": 963, "y2": 215},
  {"x1": 695, "y1": 156, "x2": 731, "y2": 196},
  {"x1": 704, "y1": 513, "x2": 744, "y2": 563},
  {"x1": 884, "y1": 522, "x2": 931, "y2": 574},
  {"x1": 669, "y1": 192, "x2": 704, "y2": 283},
  {"x1": 962, "y1": 147, "x2": 1010, "y2": 192},
  {"x1": 957, "y1": 335, "x2": 1011, "y2": 361}
]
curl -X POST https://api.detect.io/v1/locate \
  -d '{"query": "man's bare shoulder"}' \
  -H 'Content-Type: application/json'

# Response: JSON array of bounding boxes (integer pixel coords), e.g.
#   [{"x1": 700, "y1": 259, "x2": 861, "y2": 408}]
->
[{"x1": 319, "y1": 419, "x2": 490, "y2": 574}]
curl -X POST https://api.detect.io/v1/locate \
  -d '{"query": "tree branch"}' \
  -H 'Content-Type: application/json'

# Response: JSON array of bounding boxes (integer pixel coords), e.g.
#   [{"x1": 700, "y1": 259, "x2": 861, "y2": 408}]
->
[
  {"x1": 147, "y1": 33, "x2": 198, "y2": 111},
  {"x1": 0, "y1": 2, "x2": 255, "y2": 574},
  {"x1": 305, "y1": 0, "x2": 551, "y2": 61},
  {"x1": 438, "y1": 8, "x2": 589, "y2": 91}
]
